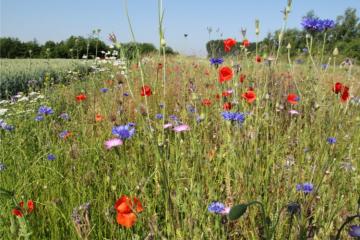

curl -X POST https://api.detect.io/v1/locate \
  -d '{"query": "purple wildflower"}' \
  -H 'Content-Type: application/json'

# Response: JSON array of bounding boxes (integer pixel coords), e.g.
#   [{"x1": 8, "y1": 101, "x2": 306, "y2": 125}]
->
[
  {"x1": 155, "y1": 113, "x2": 163, "y2": 120},
  {"x1": 208, "y1": 201, "x2": 230, "y2": 215},
  {"x1": 100, "y1": 88, "x2": 108, "y2": 93},
  {"x1": 349, "y1": 225, "x2": 360, "y2": 237},
  {"x1": 38, "y1": 106, "x2": 54, "y2": 115},
  {"x1": 59, "y1": 113, "x2": 70, "y2": 120},
  {"x1": 47, "y1": 154, "x2": 56, "y2": 161},
  {"x1": 35, "y1": 115, "x2": 44, "y2": 121},
  {"x1": 327, "y1": 137, "x2": 336, "y2": 144},
  {"x1": 210, "y1": 58, "x2": 224, "y2": 65},
  {"x1": 112, "y1": 124, "x2": 135, "y2": 140},
  {"x1": 173, "y1": 124, "x2": 190, "y2": 132},
  {"x1": 104, "y1": 138, "x2": 123, "y2": 149},
  {"x1": 296, "y1": 182, "x2": 314, "y2": 194}
]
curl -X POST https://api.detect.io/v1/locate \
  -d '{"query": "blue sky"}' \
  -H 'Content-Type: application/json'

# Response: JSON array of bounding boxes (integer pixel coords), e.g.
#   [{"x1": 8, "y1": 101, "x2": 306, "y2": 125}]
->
[{"x1": 1, "y1": 0, "x2": 359, "y2": 56}]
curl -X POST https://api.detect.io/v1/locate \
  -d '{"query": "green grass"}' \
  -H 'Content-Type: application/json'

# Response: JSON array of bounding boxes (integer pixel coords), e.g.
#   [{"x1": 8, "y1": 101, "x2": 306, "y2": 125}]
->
[{"x1": 0, "y1": 54, "x2": 359, "y2": 239}]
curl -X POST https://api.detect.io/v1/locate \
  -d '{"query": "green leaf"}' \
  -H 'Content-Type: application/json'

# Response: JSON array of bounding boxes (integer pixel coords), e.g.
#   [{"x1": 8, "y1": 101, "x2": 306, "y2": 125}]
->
[
  {"x1": 0, "y1": 187, "x2": 14, "y2": 198},
  {"x1": 229, "y1": 204, "x2": 248, "y2": 221}
]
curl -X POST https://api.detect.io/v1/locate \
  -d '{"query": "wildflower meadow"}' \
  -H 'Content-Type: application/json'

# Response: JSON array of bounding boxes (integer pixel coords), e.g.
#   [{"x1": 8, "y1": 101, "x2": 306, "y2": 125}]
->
[{"x1": 0, "y1": 0, "x2": 359, "y2": 239}]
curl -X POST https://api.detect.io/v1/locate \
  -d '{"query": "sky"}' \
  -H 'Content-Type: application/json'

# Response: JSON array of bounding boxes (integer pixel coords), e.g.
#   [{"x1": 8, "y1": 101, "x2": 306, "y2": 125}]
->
[{"x1": 1, "y1": 0, "x2": 359, "y2": 56}]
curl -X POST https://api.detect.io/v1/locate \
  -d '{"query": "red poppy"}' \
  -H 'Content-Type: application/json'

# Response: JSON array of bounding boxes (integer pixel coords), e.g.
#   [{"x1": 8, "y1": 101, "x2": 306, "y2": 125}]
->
[
  {"x1": 223, "y1": 102, "x2": 232, "y2": 110},
  {"x1": 76, "y1": 94, "x2": 87, "y2": 102},
  {"x1": 219, "y1": 66, "x2": 233, "y2": 83},
  {"x1": 242, "y1": 39, "x2": 250, "y2": 47},
  {"x1": 248, "y1": 86, "x2": 254, "y2": 91},
  {"x1": 114, "y1": 195, "x2": 143, "y2": 228},
  {"x1": 255, "y1": 56, "x2": 262, "y2": 63},
  {"x1": 12, "y1": 209, "x2": 23, "y2": 218},
  {"x1": 242, "y1": 90, "x2": 256, "y2": 103},
  {"x1": 332, "y1": 82, "x2": 343, "y2": 94},
  {"x1": 340, "y1": 86, "x2": 350, "y2": 102},
  {"x1": 140, "y1": 85, "x2": 152, "y2": 96},
  {"x1": 239, "y1": 74, "x2": 246, "y2": 83},
  {"x1": 27, "y1": 200, "x2": 35, "y2": 213},
  {"x1": 222, "y1": 91, "x2": 232, "y2": 97},
  {"x1": 202, "y1": 99, "x2": 212, "y2": 106},
  {"x1": 215, "y1": 94, "x2": 221, "y2": 100},
  {"x1": 287, "y1": 93, "x2": 300, "y2": 105},
  {"x1": 223, "y1": 38, "x2": 237, "y2": 52},
  {"x1": 157, "y1": 63, "x2": 163, "y2": 71},
  {"x1": 95, "y1": 114, "x2": 104, "y2": 122}
]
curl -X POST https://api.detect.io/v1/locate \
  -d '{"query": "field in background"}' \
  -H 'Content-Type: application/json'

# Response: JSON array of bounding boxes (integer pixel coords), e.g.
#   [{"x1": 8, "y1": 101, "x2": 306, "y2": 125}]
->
[{"x1": 0, "y1": 59, "x2": 92, "y2": 99}]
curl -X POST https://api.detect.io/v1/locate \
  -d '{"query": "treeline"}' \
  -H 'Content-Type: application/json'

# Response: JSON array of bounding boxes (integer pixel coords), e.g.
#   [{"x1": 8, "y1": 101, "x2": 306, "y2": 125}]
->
[
  {"x1": 206, "y1": 8, "x2": 360, "y2": 60},
  {"x1": 0, "y1": 36, "x2": 177, "y2": 59}
]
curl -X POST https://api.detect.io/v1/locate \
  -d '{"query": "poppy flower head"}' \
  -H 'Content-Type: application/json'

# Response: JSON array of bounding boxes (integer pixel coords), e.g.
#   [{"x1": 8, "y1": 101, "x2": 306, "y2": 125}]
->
[
  {"x1": 340, "y1": 86, "x2": 350, "y2": 102},
  {"x1": 219, "y1": 66, "x2": 233, "y2": 83},
  {"x1": 76, "y1": 93, "x2": 87, "y2": 102},
  {"x1": 223, "y1": 38, "x2": 237, "y2": 52},
  {"x1": 12, "y1": 208, "x2": 23, "y2": 217},
  {"x1": 140, "y1": 85, "x2": 152, "y2": 97},
  {"x1": 239, "y1": 74, "x2": 246, "y2": 83},
  {"x1": 287, "y1": 93, "x2": 300, "y2": 105},
  {"x1": 202, "y1": 99, "x2": 212, "y2": 106},
  {"x1": 114, "y1": 195, "x2": 143, "y2": 228},
  {"x1": 256, "y1": 56, "x2": 262, "y2": 63},
  {"x1": 95, "y1": 114, "x2": 104, "y2": 122},
  {"x1": 223, "y1": 102, "x2": 232, "y2": 110},
  {"x1": 242, "y1": 39, "x2": 250, "y2": 47},
  {"x1": 332, "y1": 82, "x2": 343, "y2": 94},
  {"x1": 242, "y1": 90, "x2": 256, "y2": 103},
  {"x1": 27, "y1": 200, "x2": 35, "y2": 213}
]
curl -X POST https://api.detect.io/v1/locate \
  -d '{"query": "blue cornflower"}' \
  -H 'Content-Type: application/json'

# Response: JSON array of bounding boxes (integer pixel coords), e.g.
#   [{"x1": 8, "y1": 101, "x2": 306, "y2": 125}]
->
[
  {"x1": 210, "y1": 58, "x2": 224, "y2": 65},
  {"x1": 221, "y1": 112, "x2": 234, "y2": 121},
  {"x1": 321, "y1": 64, "x2": 329, "y2": 70},
  {"x1": 296, "y1": 182, "x2": 314, "y2": 194},
  {"x1": 187, "y1": 105, "x2": 196, "y2": 113},
  {"x1": 196, "y1": 115, "x2": 204, "y2": 123},
  {"x1": 302, "y1": 48, "x2": 308, "y2": 53},
  {"x1": 232, "y1": 112, "x2": 246, "y2": 124},
  {"x1": 159, "y1": 103, "x2": 165, "y2": 109},
  {"x1": 123, "y1": 92, "x2": 129, "y2": 97},
  {"x1": 112, "y1": 124, "x2": 135, "y2": 140},
  {"x1": 47, "y1": 154, "x2": 56, "y2": 161},
  {"x1": 0, "y1": 162, "x2": 6, "y2": 172},
  {"x1": 100, "y1": 88, "x2": 108, "y2": 93},
  {"x1": 349, "y1": 225, "x2": 360, "y2": 238},
  {"x1": 321, "y1": 19, "x2": 336, "y2": 30},
  {"x1": 0, "y1": 119, "x2": 14, "y2": 131},
  {"x1": 221, "y1": 112, "x2": 246, "y2": 124},
  {"x1": 35, "y1": 115, "x2": 44, "y2": 121},
  {"x1": 59, "y1": 113, "x2": 70, "y2": 120},
  {"x1": 38, "y1": 106, "x2": 54, "y2": 115},
  {"x1": 301, "y1": 17, "x2": 324, "y2": 32},
  {"x1": 208, "y1": 202, "x2": 225, "y2": 214},
  {"x1": 327, "y1": 137, "x2": 336, "y2": 144},
  {"x1": 59, "y1": 130, "x2": 70, "y2": 139},
  {"x1": 155, "y1": 113, "x2": 163, "y2": 120},
  {"x1": 169, "y1": 115, "x2": 178, "y2": 121}
]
